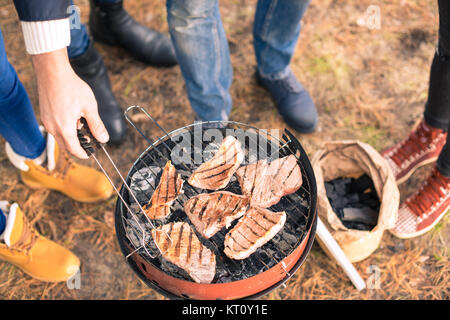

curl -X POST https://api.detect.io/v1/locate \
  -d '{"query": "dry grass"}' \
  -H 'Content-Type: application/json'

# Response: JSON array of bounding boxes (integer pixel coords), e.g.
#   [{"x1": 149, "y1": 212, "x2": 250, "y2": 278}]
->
[{"x1": 0, "y1": 0, "x2": 448, "y2": 300}]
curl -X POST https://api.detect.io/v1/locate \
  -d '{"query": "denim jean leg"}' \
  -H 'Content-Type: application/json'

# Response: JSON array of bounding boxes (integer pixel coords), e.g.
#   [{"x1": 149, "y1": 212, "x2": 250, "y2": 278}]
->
[
  {"x1": 254, "y1": 0, "x2": 311, "y2": 79},
  {"x1": 166, "y1": 0, "x2": 232, "y2": 121},
  {"x1": 0, "y1": 28, "x2": 45, "y2": 159},
  {"x1": 67, "y1": 0, "x2": 90, "y2": 59},
  {"x1": 68, "y1": 24, "x2": 90, "y2": 59}
]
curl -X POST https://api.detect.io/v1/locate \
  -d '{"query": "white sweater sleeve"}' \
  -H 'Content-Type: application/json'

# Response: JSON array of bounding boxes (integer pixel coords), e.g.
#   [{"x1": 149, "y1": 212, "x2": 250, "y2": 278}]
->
[{"x1": 20, "y1": 18, "x2": 71, "y2": 55}]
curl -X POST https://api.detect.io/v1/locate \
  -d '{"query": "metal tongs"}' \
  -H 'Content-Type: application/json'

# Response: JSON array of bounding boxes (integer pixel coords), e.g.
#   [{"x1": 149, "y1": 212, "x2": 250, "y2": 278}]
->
[{"x1": 76, "y1": 117, "x2": 171, "y2": 259}]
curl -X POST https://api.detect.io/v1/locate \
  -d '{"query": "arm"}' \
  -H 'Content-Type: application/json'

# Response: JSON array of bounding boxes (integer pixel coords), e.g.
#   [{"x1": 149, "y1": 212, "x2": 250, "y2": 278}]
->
[
  {"x1": 13, "y1": 0, "x2": 109, "y2": 159},
  {"x1": 31, "y1": 48, "x2": 109, "y2": 159},
  {"x1": 13, "y1": 0, "x2": 71, "y2": 55}
]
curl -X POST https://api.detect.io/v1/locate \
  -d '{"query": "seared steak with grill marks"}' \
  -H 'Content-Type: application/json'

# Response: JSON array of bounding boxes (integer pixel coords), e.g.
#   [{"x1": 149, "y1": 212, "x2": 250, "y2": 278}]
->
[
  {"x1": 143, "y1": 161, "x2": 183, "y2": 219},
  {"x1": 235, "y1": 155, "x2": 302, "y2": 208},
  {"x1": 144, "y1": 205, "x2": 171, "y2": 220},
  {"x1": 268, "y1": 155, "x2": 303, "y2": 195},
  {"x1": 235, "y1": 158, "x2": 268, "y2": 198},
  {"x1": 184, "y1": 191, "x2": 250, "y2": 238},
  {"x1": 151, "y1": 222, "x2": 216, "y2": 283},
  {"x1": 224, "y1": 207, "x2": 286, "y2": 260},
  {"x1": 188, "y1": 136, "x2": 244, "y2": 190}
]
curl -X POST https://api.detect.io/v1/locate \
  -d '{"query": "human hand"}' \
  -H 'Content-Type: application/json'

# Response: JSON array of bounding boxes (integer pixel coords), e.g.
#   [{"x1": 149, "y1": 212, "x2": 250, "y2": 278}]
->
[{"x1": 31, "y1": 48, "x2": 109, "y2": 159}]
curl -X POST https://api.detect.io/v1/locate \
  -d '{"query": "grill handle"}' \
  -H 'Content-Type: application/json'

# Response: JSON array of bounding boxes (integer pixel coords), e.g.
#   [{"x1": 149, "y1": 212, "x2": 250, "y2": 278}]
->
[{"x1": 124, "y1": 105, "x2": 170, "y2": 145}]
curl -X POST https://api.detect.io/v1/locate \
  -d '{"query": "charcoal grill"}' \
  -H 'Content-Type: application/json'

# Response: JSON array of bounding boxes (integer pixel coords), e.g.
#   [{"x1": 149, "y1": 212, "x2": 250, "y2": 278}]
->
[{"x1": 78, "y1": 106, "x2": 318, "y2": 300}]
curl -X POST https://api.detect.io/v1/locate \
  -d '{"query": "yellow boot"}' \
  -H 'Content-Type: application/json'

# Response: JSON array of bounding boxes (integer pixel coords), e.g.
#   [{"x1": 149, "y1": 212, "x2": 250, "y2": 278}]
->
[
  {"x1": 0, "y1": 202, "x2": 80, "y2": 282},
  {"x1": 5, "y1": 130, "x2": 113, "y2": 203}
]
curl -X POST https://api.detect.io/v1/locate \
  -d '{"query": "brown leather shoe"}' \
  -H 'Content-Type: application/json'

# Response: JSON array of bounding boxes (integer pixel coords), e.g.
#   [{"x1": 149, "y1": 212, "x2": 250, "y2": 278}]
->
[
  {"x1": 5, "y1": 131, "x2": 113, "y2": 203},
  {"x1": 382, "y1": 119, "x2": 447, "y2": 184},
  {"x1": 390, "y1": 167, "x2": 450, "y2": 239}
]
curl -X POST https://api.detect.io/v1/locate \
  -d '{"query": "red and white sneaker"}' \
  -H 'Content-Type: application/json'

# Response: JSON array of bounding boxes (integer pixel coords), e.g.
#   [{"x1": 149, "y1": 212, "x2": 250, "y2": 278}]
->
[
  {"x1": 390, "y1": 167, "x2": 450, "y2": 239},
  {"x1": 382, "y1": 120, "x2": 447, "y2": 184}
]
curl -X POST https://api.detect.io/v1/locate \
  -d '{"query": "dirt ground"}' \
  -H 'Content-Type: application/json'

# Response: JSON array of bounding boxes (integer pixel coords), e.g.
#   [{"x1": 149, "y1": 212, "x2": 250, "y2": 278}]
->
[{"x1": 0, "y1": 0, "x2": 448, "y2": 300}]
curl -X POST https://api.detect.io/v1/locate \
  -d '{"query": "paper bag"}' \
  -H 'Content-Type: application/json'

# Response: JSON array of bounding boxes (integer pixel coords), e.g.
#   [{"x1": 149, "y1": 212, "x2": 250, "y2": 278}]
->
[{"x1": 312, "y1": 140, "x2": 399, "y2": 262}]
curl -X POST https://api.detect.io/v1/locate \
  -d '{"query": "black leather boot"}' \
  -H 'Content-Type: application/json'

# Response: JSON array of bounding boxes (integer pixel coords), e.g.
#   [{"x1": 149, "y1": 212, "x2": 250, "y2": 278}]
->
[
  {"x1": 89, "y1": 0, "x2": 177, "y2": 67},
  {"x1": 70, "y1": 41, "x2": 126, "y2": 145}
]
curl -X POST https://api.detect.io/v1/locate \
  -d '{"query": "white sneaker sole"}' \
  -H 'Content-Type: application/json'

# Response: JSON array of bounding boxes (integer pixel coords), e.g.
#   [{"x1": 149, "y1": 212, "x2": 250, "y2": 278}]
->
[{"x1": 389, "y1": 204, "x2": 450, "y2": 239}]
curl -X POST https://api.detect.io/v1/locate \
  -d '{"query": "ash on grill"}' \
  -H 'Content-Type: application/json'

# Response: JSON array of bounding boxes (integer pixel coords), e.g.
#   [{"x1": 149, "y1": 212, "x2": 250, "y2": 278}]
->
[
  {"x1": 122, "y1": 128, "x2": 311, "y2": 283},
  {"x1": 129, "y1": 166, "x2": 161, "y2": 203}
]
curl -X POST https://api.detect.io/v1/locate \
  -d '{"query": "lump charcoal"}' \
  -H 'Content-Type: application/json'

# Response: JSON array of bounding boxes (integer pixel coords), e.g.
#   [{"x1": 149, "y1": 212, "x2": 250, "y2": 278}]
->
[
  {"x1": 130, "y1": 166, "x2": 161, "y2": 203},
  {"x1": 358, "y1": 192, "x2": 372, "y2": 202},
  {"x1": 326, "y1": 175, "x2": 381, "y2": 231},
  {"x1": 342, "y1": 206, "x2": 378, "y2": 226},
  {"x1": 361, "y1": 197, "x2": 381, "y2": 210},
  {"x1": 324, "y1": 182, "x2": 335, "y2": 196},
  {"x1": 349, "y1": 173, "x2": 374, "y2": 193},
  {"x1": 335, "y1": 207, "x2": 344, "y2": 219},
  {"x1": 346, "y1": 193, "x2": 360, "y2": 205},
  {"x1": 330, "y1": 197, "x2": 347, "y2": 210},
  {"x1": 332, "y1": 178, "x2": 352, "y2": 196},
  {"x1": 343, "y1": 221, "x2": 374, "y2": 231}
]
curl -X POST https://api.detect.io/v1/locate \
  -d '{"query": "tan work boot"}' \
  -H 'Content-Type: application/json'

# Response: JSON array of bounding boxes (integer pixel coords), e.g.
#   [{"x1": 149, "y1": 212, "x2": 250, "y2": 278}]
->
[
  {"x1": 5, "y1": 129, "x2": 113, "y2": 203},
  {"x1": 0, "y1": 202, "x2": 80, "y2": 282}
]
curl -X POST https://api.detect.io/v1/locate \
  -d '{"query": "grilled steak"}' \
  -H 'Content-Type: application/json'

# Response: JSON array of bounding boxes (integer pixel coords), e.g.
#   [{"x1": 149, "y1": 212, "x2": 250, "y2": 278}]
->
[
  {"x1": 144, "y1": 205, "x2": 171, "y2": 220},
  {"x1": 143, "y1": 161, "x2": 184, "y2": 219},
  {"x1": 224, "y1": 207, "x2": 286, "y2": 260},
  {"x1": 268, "y1": 155, "x2": 303, "y2": 195},
  {"x1": 235, "y1": 158, "x2": 268, "y2": 198},
  {"x1": 184, "y1": 191, "x2": 250, "y2": 238},
  {"x1": 151, "y1": 222, "x2": 216, "y2": 284},
  {"x1": 235, "y1": 155, "x2": 302, "y2": 208},
  {"x1": 188, "y1": 136, "x2": 244, "y2": 190}
]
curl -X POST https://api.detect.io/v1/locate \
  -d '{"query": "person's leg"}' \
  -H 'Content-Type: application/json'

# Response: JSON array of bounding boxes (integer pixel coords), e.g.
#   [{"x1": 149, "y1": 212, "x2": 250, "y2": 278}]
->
[
  {"x1": 0, "y1": 201, "x2": 80, "y2": 282},
  {"x1": 253, "y1": 0, "x2": 311, "y2": 79},
  {"x1": 383, "y1": 0, "x2": 450, "y2": 183},
  {"x1": 430, "y1": 0, "x2": 450, "y2": 177},
  {"x1": 388, "y1": 0, "x2": 450, "y2": 239},
  {"x1": 166, "y1": 0, "x2": 232, "y2": 121},
  {"x1": 89, "y1": 0, "x2": 177, "y2": 66},
  {"x1": 0, "y1": 208, "x2": 5, "y2": 235},
  {"x1": 0, "y1": 28, "x2": 45, "y2": 159},
  {"x1": 437, "y1": 122, "x2": 450, "y2": 177},
  {"x1": 252, "y1": 0, "x2": 317, "y2": 133},
  {"x1": 67, "y1": 23, "x2": 90, "y2": 59},
  {"x1": 423, "y1": 53, "x2": 450, "y2": 129},
  {"x1": 423, "y1": 0, "x2": 450, "y2": 130}
]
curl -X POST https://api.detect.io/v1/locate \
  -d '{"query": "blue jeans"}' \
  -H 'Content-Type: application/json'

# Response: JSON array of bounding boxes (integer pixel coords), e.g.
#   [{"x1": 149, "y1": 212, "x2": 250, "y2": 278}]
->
[
  {"x1": 166, "y1": 0, "x2": 311, "y2": 121},
  {"x1": 68, "y1": 23, "x2": 90, "y2": 59},
  {"x1": 0, "y1": 28, "x2": 46, "y2": 159}
]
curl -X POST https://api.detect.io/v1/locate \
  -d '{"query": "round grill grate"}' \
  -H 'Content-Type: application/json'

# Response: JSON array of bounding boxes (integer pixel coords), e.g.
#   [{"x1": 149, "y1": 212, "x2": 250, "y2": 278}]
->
[{"x1": 117, "y1": 122, "x2": 315, "y2": 283}]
